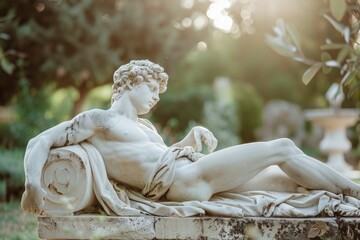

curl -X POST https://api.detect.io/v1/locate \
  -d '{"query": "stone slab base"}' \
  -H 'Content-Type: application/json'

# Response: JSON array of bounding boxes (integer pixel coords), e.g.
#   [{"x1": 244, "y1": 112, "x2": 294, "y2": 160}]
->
[{"x1": 38, "y1": 215, "x2": 360, "y2": 239}]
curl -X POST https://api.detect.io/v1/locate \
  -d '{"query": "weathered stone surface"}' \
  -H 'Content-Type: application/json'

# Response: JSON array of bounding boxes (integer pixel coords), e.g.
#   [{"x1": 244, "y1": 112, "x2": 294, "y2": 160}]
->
[
  {"x1": 38, "y1": 216, "x2": 360, "y2": 239},
  {"x1": 200, "y1": 217, "x2": 338, "y2": 240},
  {"x1": 38, "y1": 215, "x2": 155, "y2": 239},
  {"x1": 339, "y1": 218, "x2": 360, "y2": 240},
  {"x1": 155, "y1": 217, "x2": 203, "y2": 239}
]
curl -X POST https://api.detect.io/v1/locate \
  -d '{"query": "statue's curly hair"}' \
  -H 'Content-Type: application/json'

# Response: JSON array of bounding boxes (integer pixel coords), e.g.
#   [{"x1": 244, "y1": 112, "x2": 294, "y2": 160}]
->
[{"x1": 111, "y1": 60, "x2": 168, "y2": 104}]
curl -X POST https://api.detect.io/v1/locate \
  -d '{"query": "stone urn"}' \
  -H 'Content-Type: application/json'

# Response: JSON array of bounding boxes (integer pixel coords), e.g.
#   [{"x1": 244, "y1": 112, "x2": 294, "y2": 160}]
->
[{"x1": 304, "y1": 84, "x2": 359, "y2": 173}]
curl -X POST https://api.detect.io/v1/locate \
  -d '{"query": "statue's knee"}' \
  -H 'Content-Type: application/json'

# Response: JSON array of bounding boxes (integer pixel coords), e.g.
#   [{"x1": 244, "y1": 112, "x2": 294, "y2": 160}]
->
[
  {"x1": 271, "y1": 138, "x2": 302, "y2": 158},
  {"x1": 276, "y1": 138, "x2": 295, "y2": 147}
]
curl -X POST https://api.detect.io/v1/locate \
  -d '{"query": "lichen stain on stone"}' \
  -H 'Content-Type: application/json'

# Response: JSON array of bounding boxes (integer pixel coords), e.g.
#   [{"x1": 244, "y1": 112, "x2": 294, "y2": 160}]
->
[
  {"x1": 307, "y1": 221, "x2": 328, "y2": 238},
  {"x1": 64, "y1": 114, "x2": 85, "y2": 146},
  {"x1": 193, "y1": 218, "x2": 202, "y2": 224},
  {"x1": 43, "y1": 218, "x2": 57, "y2": 231},
  {"x1": 244, "y1": 223, "x2": 263, "y2": 239},
  {"x1": 214, "y1": 218, "x2": 225, "y2": 225},
  {"x1": 338, "y1": 220, "x2": 360, "y2": 240},
  {"x1": 216, "y1": 218, "x2": 245, "y2": 239},
  {"x1": 48, "y1": 183, "x2": 63, "y2": 195},
  {"x1": 274, "y1": 221, "x2": 306, "y2": 239}
]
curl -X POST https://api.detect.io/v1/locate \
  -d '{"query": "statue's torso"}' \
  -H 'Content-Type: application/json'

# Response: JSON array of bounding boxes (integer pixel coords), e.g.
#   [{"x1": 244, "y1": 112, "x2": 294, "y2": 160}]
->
[{"x1": 88, "y1": 112, "x2": 167, "y2": 190}]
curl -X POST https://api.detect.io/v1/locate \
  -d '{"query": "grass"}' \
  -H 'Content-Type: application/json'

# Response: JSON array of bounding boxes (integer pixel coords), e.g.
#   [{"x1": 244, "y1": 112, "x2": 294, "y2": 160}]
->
[
  {"x1": 0, "y1": 200, "x2": 38, "y2": 240},
  {"x1": 0, "y1": 148, "x2": 25, "y2": 201},
  {"x1": 0, "y1": 149, "x2": 38, "y2": 239}
]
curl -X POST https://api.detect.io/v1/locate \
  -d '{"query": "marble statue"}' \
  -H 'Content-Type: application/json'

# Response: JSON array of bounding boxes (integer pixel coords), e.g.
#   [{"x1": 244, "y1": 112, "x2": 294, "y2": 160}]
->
[{"x1": 21, "y1": 60, "x2": 360, "y2": 217}]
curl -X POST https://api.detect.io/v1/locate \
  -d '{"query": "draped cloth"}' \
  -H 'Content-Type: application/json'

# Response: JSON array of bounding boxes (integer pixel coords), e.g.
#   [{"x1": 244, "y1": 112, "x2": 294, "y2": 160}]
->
[{"x1": 43, "y1": 143, "x2": 360, "y2": 217}]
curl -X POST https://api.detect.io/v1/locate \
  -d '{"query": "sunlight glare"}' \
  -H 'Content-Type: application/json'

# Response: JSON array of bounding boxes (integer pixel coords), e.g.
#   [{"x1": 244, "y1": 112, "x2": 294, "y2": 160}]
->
[
  {"x1": 197, "y1": 41, "x2": 207, "y2": 51},
  {"x1": 206, "y1": 0, "x2": 233, "y2": 32}
]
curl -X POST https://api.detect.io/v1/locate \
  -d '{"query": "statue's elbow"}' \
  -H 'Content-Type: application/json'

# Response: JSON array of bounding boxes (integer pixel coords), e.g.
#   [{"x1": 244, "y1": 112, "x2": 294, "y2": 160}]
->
[
  {"x1": 26, "y1": 137, "x2": 38, "y2": 149},
  {"x1": 27, "y1": 135, "x2": 52, "y2": 150}
]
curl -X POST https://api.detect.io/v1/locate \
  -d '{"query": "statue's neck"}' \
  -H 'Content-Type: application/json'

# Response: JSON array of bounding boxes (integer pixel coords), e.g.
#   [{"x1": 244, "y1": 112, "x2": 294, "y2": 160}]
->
[{"x1": 110, "y1": 93, "x2": 138, "y2": 122}]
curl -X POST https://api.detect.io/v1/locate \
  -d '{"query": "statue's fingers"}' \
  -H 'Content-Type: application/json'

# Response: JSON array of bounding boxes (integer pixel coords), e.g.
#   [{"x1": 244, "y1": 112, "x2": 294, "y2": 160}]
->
[
  {"x1": 185, "y1": 146, "x2": 194, "y2": 154},
  {"x1": 209, "y1": 137, "x2": 218, "y2": 152},
  {"x1": 194, "y1": 130, "x2": 202, "y2": 152},
  {"x1": 206, "y1": 132, "x2": 217, "y2": 153},
  {"x1": 178, "y1": 146, "x2": 193, "y2": 157},
  {"x1": 204, "y1": 132, "x2": 213, "y2": 151}
]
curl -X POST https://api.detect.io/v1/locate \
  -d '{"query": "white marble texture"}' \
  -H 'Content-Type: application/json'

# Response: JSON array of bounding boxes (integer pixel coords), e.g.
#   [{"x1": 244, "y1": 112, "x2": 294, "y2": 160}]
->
[{"x1": 21, "y1": 60, "x2": 360, "y2": 217}]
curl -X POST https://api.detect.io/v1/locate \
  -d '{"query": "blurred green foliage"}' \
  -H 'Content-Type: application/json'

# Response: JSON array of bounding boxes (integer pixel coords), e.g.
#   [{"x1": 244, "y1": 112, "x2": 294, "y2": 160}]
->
[
  {"x1": 0, "y1": 201, "x2": 38, "y2": 240},
  {"x1": 152, "y1": 86, "x2": 213, "y2": 134},
  {"x1": 0, "y1": 148, "x2": 25, "y2": 201},
  {"x1": 0, "y1": 0, "x2": 358, "y2": 149},
  {"x1": 234, "y1": 82, "x2": 263, "y2": 142},
  {"x1": 0, "y1": 0, "x2": 211, "y2": 115},
  {"x1": 10, "y1": 78, "x2": 55, "y2": 146}
]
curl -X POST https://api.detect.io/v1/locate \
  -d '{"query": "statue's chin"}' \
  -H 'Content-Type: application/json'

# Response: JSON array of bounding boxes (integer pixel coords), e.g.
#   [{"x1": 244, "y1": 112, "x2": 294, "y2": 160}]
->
[{"x1": 138, "y1": 110, "x2": 150, "y2": 116}]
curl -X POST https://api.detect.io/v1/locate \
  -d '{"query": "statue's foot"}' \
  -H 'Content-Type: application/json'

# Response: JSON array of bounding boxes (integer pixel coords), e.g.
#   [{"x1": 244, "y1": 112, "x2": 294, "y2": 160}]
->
[{"x1": 21, "y1": 184, "x2": 47, "y2": 215}]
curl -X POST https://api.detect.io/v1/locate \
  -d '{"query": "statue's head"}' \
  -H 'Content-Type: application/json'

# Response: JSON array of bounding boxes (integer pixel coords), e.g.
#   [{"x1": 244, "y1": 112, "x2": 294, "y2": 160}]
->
[{"x1": 111, "y1": 60, "x2": 168, "y2": 104}]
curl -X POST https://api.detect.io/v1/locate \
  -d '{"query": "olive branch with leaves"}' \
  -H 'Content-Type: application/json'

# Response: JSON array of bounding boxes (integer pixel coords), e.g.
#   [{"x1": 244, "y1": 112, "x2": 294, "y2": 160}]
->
[{"x1": 266, "y1": 0, "x2": 360, "y2": 100}]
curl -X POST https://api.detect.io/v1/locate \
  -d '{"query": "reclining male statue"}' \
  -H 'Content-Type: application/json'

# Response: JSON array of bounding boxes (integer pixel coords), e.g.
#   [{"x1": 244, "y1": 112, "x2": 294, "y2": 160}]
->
[{"x1": 21, "y1": 59, "x2": 360, "y2": 216}]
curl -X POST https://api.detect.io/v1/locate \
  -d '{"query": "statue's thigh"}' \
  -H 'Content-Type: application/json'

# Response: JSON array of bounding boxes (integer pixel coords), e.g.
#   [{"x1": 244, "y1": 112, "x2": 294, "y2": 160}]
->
[
  {"x1": 229, "y1": 166, "x2": 300, "y2": 193},
  {"x1": 166, "y1": 165, "x2": 213, "y2": 202}
]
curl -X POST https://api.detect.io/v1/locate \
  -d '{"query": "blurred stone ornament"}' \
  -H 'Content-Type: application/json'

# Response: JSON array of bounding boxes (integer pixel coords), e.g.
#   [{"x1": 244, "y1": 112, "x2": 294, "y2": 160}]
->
[{"x1": 305, "y1": 83, "x2": 359, "y2": 174}]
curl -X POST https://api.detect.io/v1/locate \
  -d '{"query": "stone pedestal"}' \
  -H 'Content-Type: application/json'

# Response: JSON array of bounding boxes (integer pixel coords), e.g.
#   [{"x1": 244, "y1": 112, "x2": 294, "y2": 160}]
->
[
  {"x1": 304, "y1": 109, "x2": 359, "y2": 173},
  {"x1": 38, "y1": 215, "x2": 360, "y2": 239}
]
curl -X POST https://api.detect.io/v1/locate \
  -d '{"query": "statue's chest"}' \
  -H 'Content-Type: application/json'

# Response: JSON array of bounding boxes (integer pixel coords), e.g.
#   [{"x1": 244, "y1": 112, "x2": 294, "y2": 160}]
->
[
  {"x1": 137, "y1": 124, "x2": 163, "y2": 143},
  {"x1": 104, "y1": 118, "x2": 162, "y2": 143}
]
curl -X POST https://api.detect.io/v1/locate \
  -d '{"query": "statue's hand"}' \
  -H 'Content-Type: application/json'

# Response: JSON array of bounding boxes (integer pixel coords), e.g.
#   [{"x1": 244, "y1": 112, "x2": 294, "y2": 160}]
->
[{"x1": 191, "y1": 126, "x2": 218, "y2": 153}]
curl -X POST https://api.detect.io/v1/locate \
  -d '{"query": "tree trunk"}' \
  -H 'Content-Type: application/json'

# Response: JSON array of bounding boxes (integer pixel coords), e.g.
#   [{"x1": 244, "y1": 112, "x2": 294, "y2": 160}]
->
[{"x1": 71, "y1": 87, "x2": 90, "y2": 117}]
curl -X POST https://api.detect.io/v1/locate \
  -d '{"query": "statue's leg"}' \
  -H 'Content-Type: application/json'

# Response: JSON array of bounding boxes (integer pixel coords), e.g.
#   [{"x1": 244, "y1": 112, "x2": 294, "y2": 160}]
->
[
  {"x1": 166, "y1": 138, "x2": 360, "y2": 201},
  {"x1": 229, "y1": 166, "x2": 301, "y2": 193}
]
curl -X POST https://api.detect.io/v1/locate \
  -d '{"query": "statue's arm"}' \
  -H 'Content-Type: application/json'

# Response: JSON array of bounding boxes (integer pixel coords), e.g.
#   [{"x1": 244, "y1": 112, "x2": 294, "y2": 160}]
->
[
  {"x1": 24, "y1": 110, "x2": 102, "y2": 185},
  {"x1": 172, "y1": 126, "x2": 218, "y2": 153}
]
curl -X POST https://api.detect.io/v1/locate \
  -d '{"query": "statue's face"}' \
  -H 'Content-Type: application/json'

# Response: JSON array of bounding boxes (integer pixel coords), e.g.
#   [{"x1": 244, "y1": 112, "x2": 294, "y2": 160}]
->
[{"x1": 129, "y1": 79, "x2": 160, "y2": 115}]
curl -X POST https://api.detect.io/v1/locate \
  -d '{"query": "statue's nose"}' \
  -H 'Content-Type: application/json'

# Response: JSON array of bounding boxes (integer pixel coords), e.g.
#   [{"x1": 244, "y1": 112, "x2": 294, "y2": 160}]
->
[{"x1": 153, "y1": 95, "x2": 159, "y2": 102}]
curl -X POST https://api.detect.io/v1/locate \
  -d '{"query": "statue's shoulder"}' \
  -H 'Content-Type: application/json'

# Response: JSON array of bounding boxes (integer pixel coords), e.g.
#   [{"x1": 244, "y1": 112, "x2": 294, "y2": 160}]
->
[
  {"x1": 138, "y1": 118, "x2": 157, "y2": 132},
  {"x1": 85, "y1": 109, "x2": 112, "y2": 128}
]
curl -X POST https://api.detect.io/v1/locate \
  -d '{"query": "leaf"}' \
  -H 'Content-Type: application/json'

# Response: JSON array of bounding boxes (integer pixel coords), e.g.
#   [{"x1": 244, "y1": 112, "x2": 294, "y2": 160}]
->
[
  {"x1": 337, "y1": 47, "x2": 349, "y2": 63},
  {"x1": 344, "y1": 27, "x2": 350, "y2": 43},
  {"x1": 302, "y1": 63, "x2": 322, "y2": 85},
  {"x1": 330, "y1": 0, "x2": 347, "y2": 21},
  {"x1": 323, "y1": 14, "x2": 346, "y2": 34},
  {"x1": 348, "y1": 81, "x2": 360, "y2": 97},
  {"x1": 265, "y1": 35, "x2": 296, "y2": 57},
  {"x1": 320, "y1": 43, "x2": 347, "y2": 50},
  {"x1": 275, "y1": 18, "x2": 286, "y2": 34},
  {"x1": 293, "y1": 56, "x2": 317, "y2": 65},
  {"x1": 351, "y1": 20, "x2": 360, "y2": 35},
  {"x1": 321, "y1": 53, "x2": 334, "y2": 73},
  {"x1": 286, "y1": 24, "x2": 302, "y2": 54},
  {"x1": 323, "y1": 14, "x2": 350, "y2": 43},
  {"x1": 325, "y1": 60, "x2": 341, "y2": 67},
  {"x1": 321, "y1": 52, "x2": 331, "y2": 62},
  {"x1": 273, "y1": 26, "x2": 283, "y2": 37},
  {"x1": 341, "y1": 71, "x2": 355, "y2": 85},
  {"x1": 322, "y1": 65, "x2": 332, "y2": 74},
  {"x1": 1, "y1": 59, "x2": 15, "y2": 75}
]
